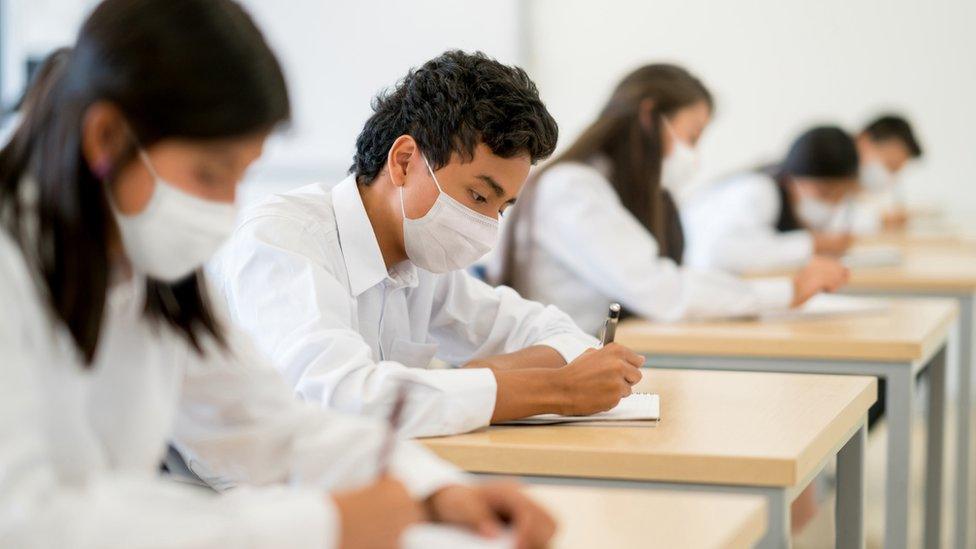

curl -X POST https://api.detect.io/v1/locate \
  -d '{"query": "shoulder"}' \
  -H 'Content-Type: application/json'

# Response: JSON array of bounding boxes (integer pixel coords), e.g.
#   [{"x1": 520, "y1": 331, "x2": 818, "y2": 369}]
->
[
  {"x1": 534, "y1": 161, "x2": 616, "y2": 202},
  {"x1": 237, "y1": 181, "x2": 340, "y2": 241}
]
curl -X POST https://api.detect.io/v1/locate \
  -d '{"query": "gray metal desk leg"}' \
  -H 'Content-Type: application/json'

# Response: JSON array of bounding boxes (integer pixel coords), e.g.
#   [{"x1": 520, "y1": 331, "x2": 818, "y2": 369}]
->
[
  {"x1": 925, "y1": 345, "x2": 948, "y2": 549},
  {"x1": 755, "y1": 488, "x2": 790, "y2": 549},
  {"x1": 886, "y1": 369, "x2": 914, "y2": 549},
  {"x1": 955, "y1": 295, "x2": 973, "y2": 549},
  {"x1": 836, "y1": 420, "x2": 867, "y2": 549}
]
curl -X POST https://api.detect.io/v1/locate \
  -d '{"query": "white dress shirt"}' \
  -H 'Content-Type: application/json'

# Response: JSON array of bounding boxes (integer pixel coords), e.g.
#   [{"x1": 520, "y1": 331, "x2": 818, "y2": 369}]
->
[
  {"x1": 0, "y1": 224, "x2": 463, "y2": 549},
  {"x1": 682, "y1": 171, "x2": 815, "y2": 274},
  {"x1": 484, "y1": 160, "x2": 794, "y2": 335},
  {"x1": 210, "y1": 175, "x2": 596, "y2": 438}
]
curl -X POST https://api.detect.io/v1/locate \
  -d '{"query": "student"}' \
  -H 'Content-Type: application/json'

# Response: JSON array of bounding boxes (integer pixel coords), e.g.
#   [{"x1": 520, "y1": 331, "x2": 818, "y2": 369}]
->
[
  {"x1": 212, "y1": 50, "x2": 644, "y2": 437},
  {"x1": 0, "y1": 2, "x2": 554, "y2": 548},
  {"x1": 852, "y1": 114, "x2": 924, "y2": 232},
  {"x1": 487, "y1": 64, "x2": 849, "y2": 334},
  {"x1": 683, "y1": 126, "x2": 862, "y2": 274}
]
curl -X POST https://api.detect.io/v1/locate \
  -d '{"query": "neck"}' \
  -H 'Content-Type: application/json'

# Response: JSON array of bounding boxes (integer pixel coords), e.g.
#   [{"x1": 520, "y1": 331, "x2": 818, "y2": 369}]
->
[{"x1": 358, "y1": 176, "x2": 408, "y2": 270}]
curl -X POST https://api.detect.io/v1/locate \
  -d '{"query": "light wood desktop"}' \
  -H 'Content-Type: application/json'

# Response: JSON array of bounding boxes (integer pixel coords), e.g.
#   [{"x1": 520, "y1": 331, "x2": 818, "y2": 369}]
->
[
  {"x1": 614, "y1": 298, "x2": 955, "y2": 549},
  {"x1": 423, "y1": 369, "x2": 876, "y2": 549},
  {"x1": 529, "y1": 485, "x2": 767, "y2": 549},
  {"x1": 615, "y1": 299, "x2": 954, "y2": 362}
]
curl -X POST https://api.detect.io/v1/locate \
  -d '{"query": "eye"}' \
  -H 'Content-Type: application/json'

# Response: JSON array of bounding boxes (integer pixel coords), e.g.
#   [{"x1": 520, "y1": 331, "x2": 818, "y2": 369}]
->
[{"x1": 468, "y1": 189, "x2": 487, "y2": 204}]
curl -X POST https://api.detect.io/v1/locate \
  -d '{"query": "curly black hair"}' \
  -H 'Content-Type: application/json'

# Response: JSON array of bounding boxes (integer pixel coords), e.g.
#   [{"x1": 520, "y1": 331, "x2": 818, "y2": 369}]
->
[{"x1": 351, "y1": 50, "x2": 558, "y2": 184}]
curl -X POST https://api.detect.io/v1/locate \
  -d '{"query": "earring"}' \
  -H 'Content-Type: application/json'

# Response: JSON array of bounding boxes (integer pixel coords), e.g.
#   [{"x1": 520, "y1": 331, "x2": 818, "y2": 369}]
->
[{"x1": 92, "y1": 158, "x2": 111, "y2": 180}]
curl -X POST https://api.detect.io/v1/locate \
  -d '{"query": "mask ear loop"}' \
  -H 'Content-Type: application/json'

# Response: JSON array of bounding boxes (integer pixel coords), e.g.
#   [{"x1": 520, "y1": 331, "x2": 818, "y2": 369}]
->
[
  {"x1": 421, "y1": 153, "x2": 445, "y2": 193},
  {"x1": 400, "y1": 152, "x2": 442, "y2": 220}
]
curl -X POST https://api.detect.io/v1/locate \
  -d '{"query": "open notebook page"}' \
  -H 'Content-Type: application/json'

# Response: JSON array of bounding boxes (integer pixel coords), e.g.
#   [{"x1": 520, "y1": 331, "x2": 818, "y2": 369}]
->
[
  {"x1": 759, "y1": 294, "x2": 890, "y2": 321},
  {"x1": 402, "y1": 525, "x2": 514, "y2": 549},
  {"x1": 498, "y1": 393, "x2": 660, "y2": 425}
]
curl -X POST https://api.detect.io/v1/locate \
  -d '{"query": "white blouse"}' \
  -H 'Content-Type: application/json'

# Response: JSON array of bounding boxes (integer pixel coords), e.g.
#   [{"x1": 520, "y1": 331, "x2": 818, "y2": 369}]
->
[
  {"x1": 682, "y1": 171, "x2": 815, "y2": 274},
  {"x1": 486, "y1": 160, "x2": 794, "y2": 335},
  {"x1": 0, "y1": 225, "x2": 462, "y2": 548}
]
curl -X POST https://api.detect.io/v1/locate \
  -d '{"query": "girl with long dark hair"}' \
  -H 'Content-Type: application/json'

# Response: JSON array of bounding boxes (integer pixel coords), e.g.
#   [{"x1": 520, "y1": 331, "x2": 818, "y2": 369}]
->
[
  {"x1": 0, "y1": 1, "x2": 554, "y2": 547},
  {"x1": 491, "y1": 64, "x2": 848, "y2": 335}
]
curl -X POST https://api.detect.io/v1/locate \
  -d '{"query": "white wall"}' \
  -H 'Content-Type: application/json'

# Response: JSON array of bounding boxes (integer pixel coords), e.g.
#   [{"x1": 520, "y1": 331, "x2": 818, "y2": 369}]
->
[
  {"x1": 237, "y1": 0, "x2": 524, "y2": 198},
  {"x1": 2, "y1": 0, "x2": 524, "y2": 201},
  {"x1": 526, "y1": 0, "x2": 976, "y2": 230},
  {"x1": 6, "y1": 0, "x2": 973, "y2": 228}
]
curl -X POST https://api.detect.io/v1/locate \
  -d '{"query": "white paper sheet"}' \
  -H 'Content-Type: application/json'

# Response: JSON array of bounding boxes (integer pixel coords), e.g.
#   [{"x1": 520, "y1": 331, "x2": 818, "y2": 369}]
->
[
  {"x1": 498, "y1": 393, "x2": 660, "y2": 425},
  {"x1": 760, "y1": 294, "x2": 890, "y2": 321},
  {"x1": 402, "y1": 525, "x2": 515, "y2": 549}
]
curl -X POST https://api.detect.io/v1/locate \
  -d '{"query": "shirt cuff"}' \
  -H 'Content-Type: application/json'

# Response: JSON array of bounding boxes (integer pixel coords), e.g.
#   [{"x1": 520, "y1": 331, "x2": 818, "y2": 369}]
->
[
  {"x1": 747, "y1": 277, "x2": 795, "y2": 311},
  {"x1": 390, "y1": 440, "x2": 470, "y2": 500},
  {"x1": 230, "y1": 486, "x2": 334, "y2": 549},
  {"x1": 537, "y1": 332, "x2": 599, "y2": 362},
  {"x1": 396, "y1": 367, "x2": 497, "y2": 438}
]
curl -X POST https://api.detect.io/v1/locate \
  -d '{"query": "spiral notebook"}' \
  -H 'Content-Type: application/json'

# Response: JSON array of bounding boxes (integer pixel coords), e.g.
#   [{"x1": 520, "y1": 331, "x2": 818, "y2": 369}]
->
[{"x1": 498, "y1": 393, "x2": 660, "y2": 425}]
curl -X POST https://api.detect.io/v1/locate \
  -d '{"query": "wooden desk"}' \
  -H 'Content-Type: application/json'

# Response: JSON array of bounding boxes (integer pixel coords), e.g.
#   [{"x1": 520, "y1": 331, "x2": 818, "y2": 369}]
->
[
  {"x1": 840, "y1": 244, "x2": 976, "y2": 549},
  {"x1": 423, "y1": 369, "x2": 876, "y2": 549},
  {"x1": 614, "y1": 299, "x2": 955, "y2": 549},
  {"x1": 528, "y1": 485, "x2": 767, "y2": 549}
]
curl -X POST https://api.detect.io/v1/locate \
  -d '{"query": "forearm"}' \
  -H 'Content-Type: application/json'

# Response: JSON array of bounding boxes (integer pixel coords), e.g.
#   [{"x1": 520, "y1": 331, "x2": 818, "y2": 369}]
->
[
  {"x1": 463, "y1": 345, "x2": 567, "y2": 371},
  {"x1": 490, "y1": 368, "x2": 566, "y2": 422}
]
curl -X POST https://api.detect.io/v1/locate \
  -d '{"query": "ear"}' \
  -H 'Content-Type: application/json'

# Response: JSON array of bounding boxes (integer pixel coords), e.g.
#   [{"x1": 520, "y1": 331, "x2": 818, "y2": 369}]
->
[
  {"x1": 638, "y1": 98, "x2": 656, "y2": 131},
  {"x1": 386, "y1": 135, "x2": 419, "y2": 188},
  {"x1": 81, "y1": 101, "x2": 129, "y2": 180}
]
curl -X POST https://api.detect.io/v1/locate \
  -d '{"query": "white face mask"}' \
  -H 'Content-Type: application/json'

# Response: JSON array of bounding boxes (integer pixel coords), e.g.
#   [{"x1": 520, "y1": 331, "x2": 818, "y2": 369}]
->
[
  {"x1": 111, "y1": 150, "x2": 238, "y2": 282},
  {"x1": 860, "y1": 160, "x2": 897, "y2": 192},
  {"x1": 796, "y1": 195, "x2": 839, "y2": 231},
  {"x1": 399, "y1": 155, "x2": 499, "y2": 273},
  {"x1": 660, "y1": 120, "x2": 699, "y2": 193}
]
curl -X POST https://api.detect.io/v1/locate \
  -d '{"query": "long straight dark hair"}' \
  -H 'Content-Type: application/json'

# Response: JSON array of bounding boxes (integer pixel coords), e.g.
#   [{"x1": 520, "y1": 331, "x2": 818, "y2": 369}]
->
[
  {"x1": 495, "y1": 64, "x2": 712, "y2": 290},
  {"x1": 0, "y1": 0, "x2": 290, "y2": 365}
]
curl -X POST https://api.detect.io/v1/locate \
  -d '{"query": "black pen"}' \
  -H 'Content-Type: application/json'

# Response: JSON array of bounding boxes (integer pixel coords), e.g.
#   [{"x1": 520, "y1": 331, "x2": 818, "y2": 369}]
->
[{"x1": 601, "y1": 303, "x2": 621, "y2": 346}]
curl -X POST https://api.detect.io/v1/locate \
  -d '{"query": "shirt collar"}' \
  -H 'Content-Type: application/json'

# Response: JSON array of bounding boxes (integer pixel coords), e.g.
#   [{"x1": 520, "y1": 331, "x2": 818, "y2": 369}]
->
[{"x1": 332, "y1": 176, "x2": 418, "y2": 296}]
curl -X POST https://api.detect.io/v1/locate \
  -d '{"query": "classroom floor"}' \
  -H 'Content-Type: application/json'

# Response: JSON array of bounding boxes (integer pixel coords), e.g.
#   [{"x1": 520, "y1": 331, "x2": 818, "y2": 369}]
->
[{"x1": 794, "y1": 405, "x2": 976, "y2": 549}]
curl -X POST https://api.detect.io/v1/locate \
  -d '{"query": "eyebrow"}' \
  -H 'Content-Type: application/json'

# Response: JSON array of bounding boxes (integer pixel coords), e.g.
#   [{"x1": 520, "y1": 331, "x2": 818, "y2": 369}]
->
[{"x1": 476, "y1": 175, "x2": 508, "y2": 199}]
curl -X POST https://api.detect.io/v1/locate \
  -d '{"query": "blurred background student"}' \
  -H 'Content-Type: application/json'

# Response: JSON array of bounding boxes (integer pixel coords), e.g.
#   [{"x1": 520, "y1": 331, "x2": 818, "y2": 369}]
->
[
  {"x1": 851, "y1": 114, "x2": 925, "y2": 233},
  {"x1": 0, "y1": 1, "x2": 554, "y2": 548},
  {"x1": 489, "y1": 65, "x2": 848, "y2": 334},
  {"x1": 682, "y1": 126, "x2": 862, "y2": 274}
]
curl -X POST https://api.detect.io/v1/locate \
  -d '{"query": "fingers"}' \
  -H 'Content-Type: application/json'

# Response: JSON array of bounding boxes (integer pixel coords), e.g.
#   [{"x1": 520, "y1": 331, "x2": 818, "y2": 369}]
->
[
  {"x1": 603, "y1": 343, "x2": 646, "y2": 367},
  {"x1": 480, "y1": 484, "x2": 557, "y2": 549},
  {"x1": 435, "y1": 485, "x2": 503, "y2": 538},
  {"x1": 621, "y1": 364, "x2": 643, "y2": 385}
]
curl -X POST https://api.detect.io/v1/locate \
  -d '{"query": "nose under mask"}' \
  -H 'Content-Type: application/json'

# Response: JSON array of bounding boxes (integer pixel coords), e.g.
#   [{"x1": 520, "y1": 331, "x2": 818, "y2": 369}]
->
[{"x1": 399, "y1": 154, "x2": 500, "y2": 273}]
